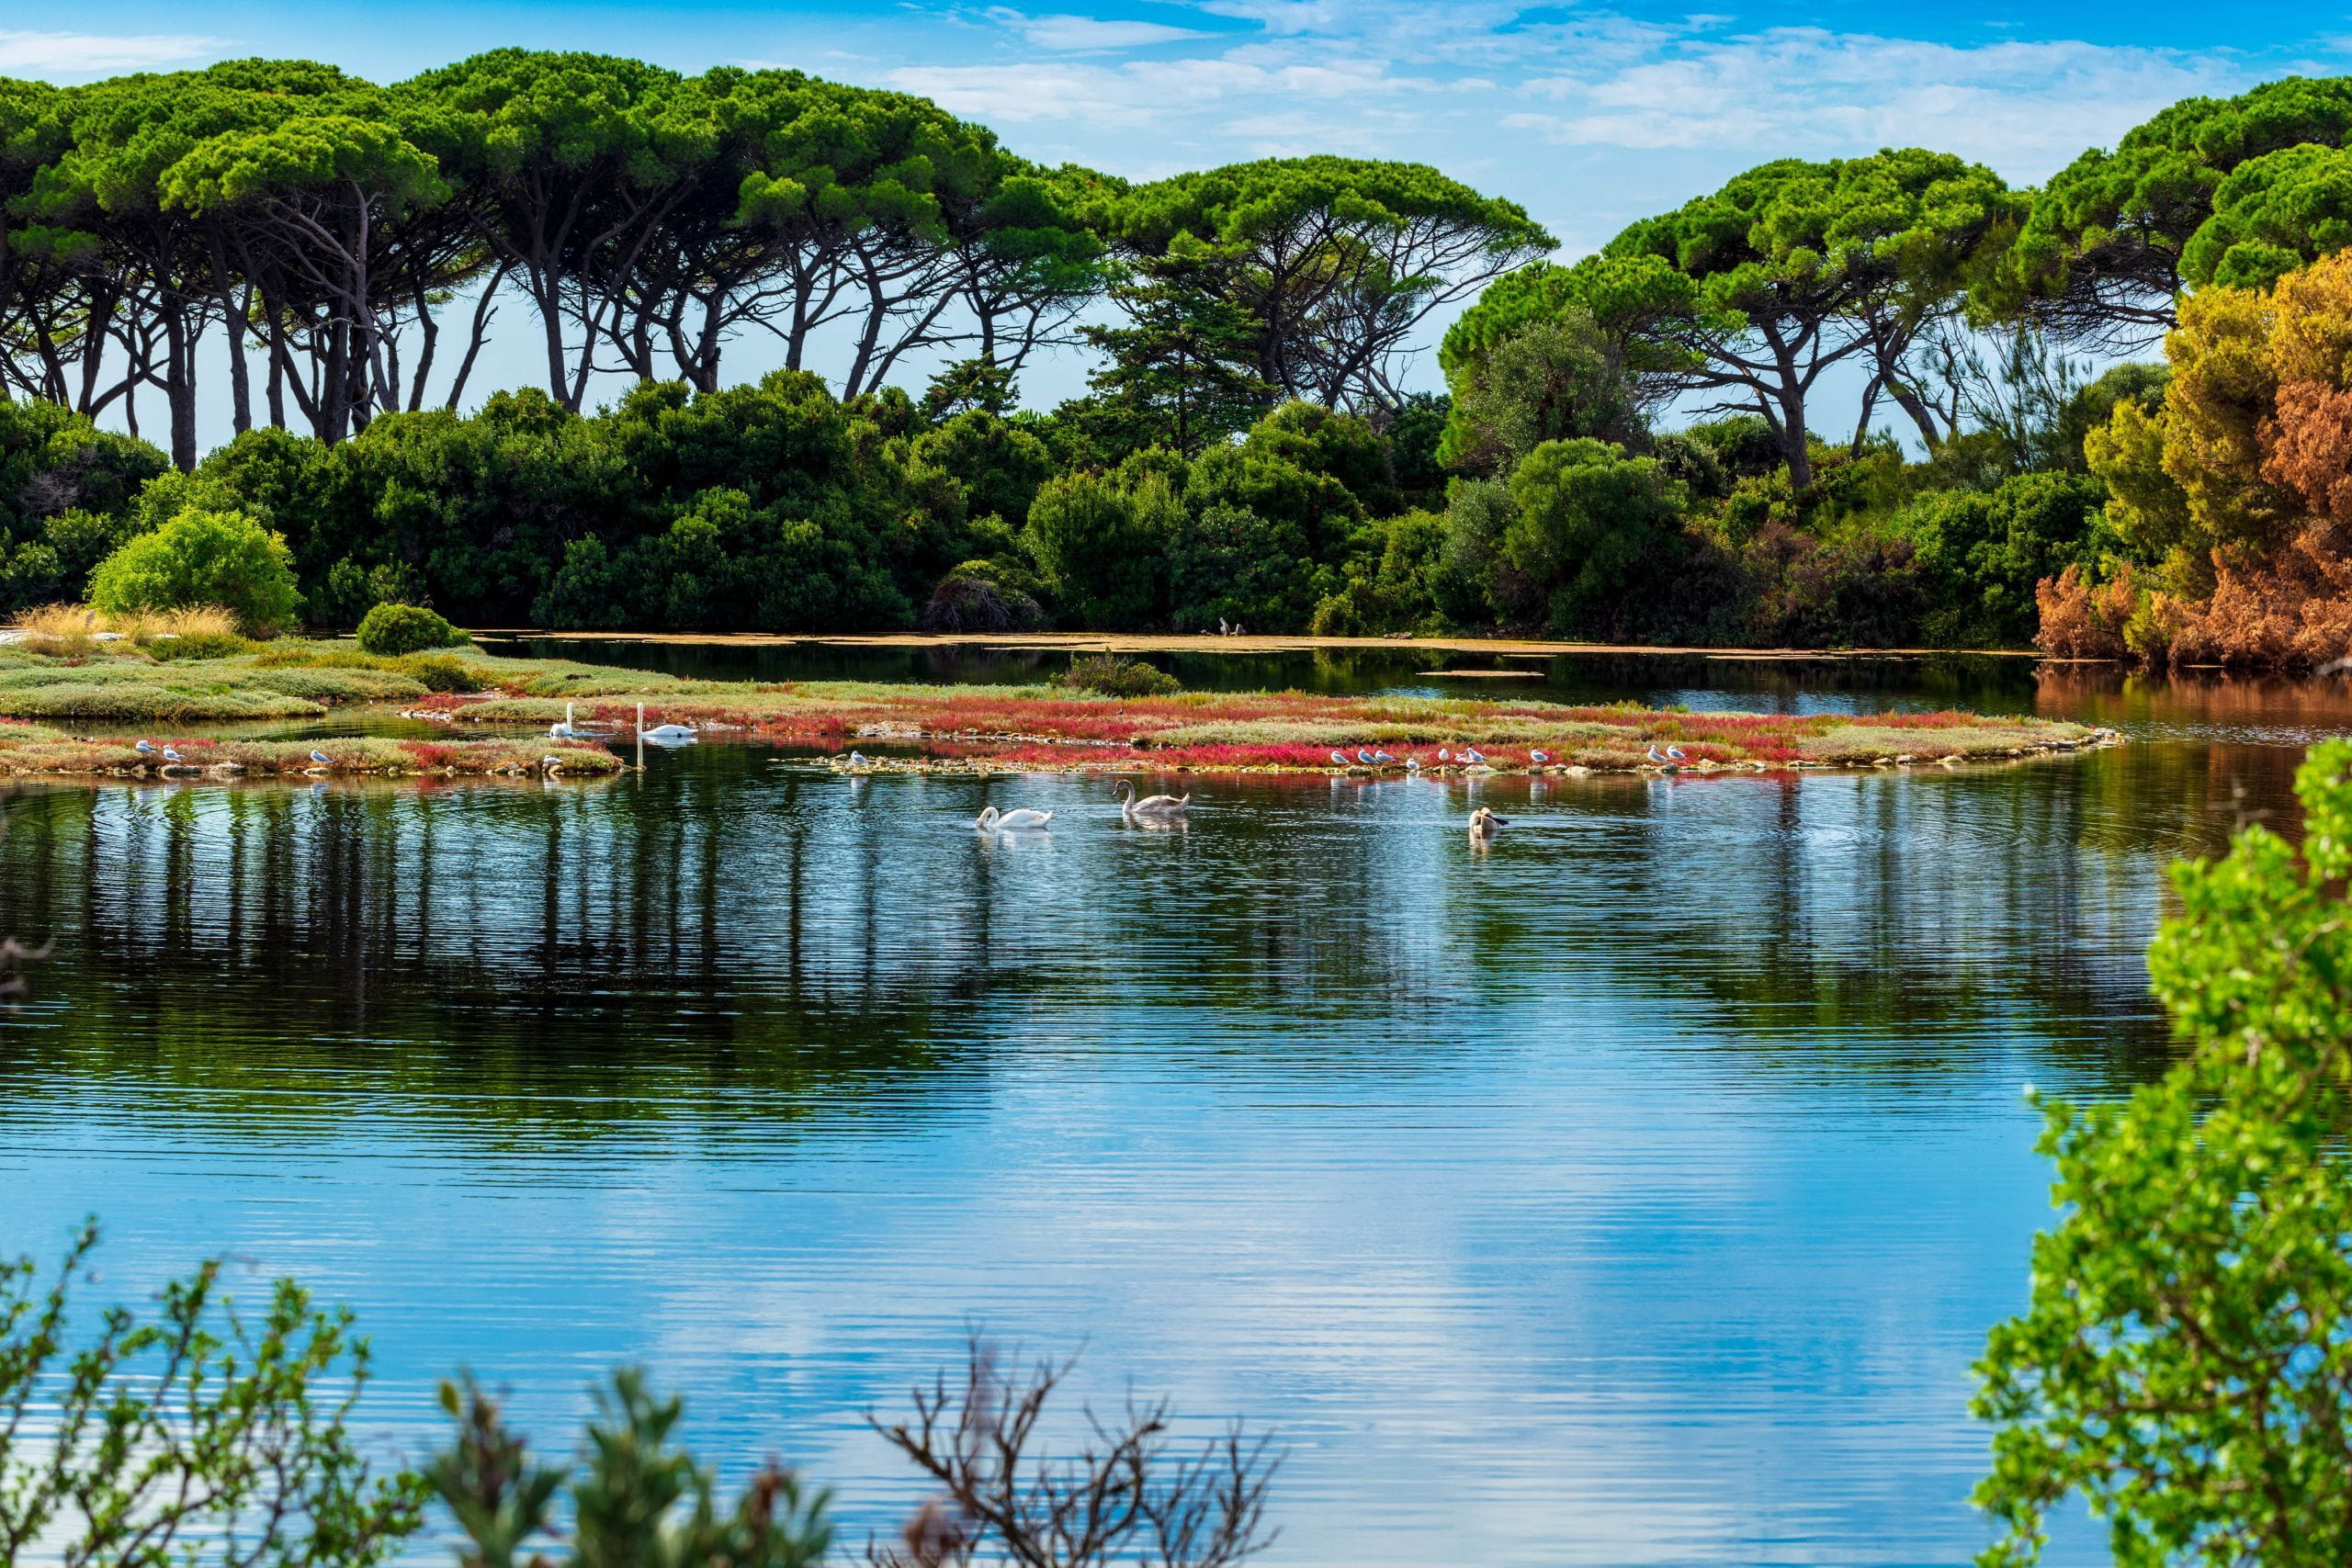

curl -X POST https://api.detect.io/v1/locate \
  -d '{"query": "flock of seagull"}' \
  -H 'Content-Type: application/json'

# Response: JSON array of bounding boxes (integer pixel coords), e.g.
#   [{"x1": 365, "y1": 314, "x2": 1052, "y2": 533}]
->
[{"x1": 1322, "y1": 742, "x2": 1690, "y2": 773}]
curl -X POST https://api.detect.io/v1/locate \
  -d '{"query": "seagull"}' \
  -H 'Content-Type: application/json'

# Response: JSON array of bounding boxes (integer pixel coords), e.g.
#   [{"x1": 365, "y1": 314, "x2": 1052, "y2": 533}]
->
[
  {"x1": 1665, "y1": 744, "x2": 1688, "y2": 761},
  {"x1": 1437, "y1": 748, "x2": 1452, "y2": 761},
  {"x1": 309, "y1": 750, "x2": 332, "y2": 765},
  {"x1": 1530, "y1": 750, "x2": 1551, "y2": 764},
  {"x1": 1373, "y1": 750, "x2": 1396, "y2": 764},
  {"x1": 134, "y1": 739, "x2": 158, "y2": 755},
  {"x1": 1646, "y1": 745, "x2": 1670, "y2": 765},
  {"x1": 1330, "y1": 750, "x2": 1351, "y2": 766},
  {"x1": 1357, "y1": 749, "x2": 1378, "y2": 765},
  {"x1": 162, "y1": 745, "x2": 186, "y2": 764},
  {"x1": 847, "y1": 749, "x2": 870, "y2": 766},
  {"x1": 540, "y1": 754, "x2": 564, "y2": 772},
  {"x1": 1405, "y1": 756, "x2": 1421, "y2": 773},
  {"x1": 1464, "y1": 747, "x2": 1488, "y2": 766}
]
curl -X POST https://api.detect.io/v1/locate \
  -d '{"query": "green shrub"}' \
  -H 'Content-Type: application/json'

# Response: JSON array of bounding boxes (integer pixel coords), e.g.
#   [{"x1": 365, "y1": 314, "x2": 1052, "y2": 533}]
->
[
  {"x1": 87, "y1": 508, "x2": 301, "y2": 635},
  {"x1": 1051, "y1": 652, "x2": 1180, "y2": 697},
  {"x1": 144, "y1": 630, "x2": 256, "y2": 660},
  {"x1": 393, "y1": 652, "x2": 481, "y2": 693},
  {"x1": 242, "y1": 666, "x2": 428, "y2": 704},
  {"x1": 356, "y1": 602, "x2": 466, "y2": 656}
]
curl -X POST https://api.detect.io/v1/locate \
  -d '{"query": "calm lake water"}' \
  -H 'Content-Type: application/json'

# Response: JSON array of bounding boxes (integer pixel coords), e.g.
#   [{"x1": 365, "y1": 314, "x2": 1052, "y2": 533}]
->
[{"x1": 0, "y1": 649, "x2": 2338, "y2": 1565}]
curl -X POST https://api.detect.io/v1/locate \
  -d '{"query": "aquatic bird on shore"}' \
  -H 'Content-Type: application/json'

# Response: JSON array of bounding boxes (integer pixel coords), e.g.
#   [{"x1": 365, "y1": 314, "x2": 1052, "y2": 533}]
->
[
  {"x1": 540, "y1": 754, "x2": 564, "y2": 772},
  {"x1": 1114, "y1": 779, "x2": 1190, "y2": 818},
  {"x1": 1468, "y1": 806, "x2": 1508, "y2": 840},
  {"x1": 1405, "y1": 756, "x2": 1421, "y2": 773},
  {"x1": 134, "y1": 739, "x2": 158, "y2": 756},
  {"x1": 1219, "y1": 617, "x2": 1230, "y2": 636},
  {"x1": 1530, "y1": 750, "x2": 1551, "y2": 764},
  {"x1": 1437, "y1": 748, "x2": 1452, "y2": 761},
  {"x1": 1645, "y1": 745, "x2": 1668, "y2": 765},
  {"x1": 639, "y1": 722, "x2": 697, "y2": 745},
  {"x1": 976, "y1": 805, "x2": 1052, "y2": 830},
  {"x1": 1666, "y1": 744, "x2": 1688, "y2": 761},
  {"x1": 309, "y1": 750, "x2": 332, "y2": 765},
  {"x1": 1357, "y1": 748, "x2": 1378, "y2": 765},
  {"x1": 1373, "y1": 750, "x2": 1396, "y2": 764},
  {"x1": 846, "y1": 749, "x2": 870, "y2": 767},
  {"x1": 162, "y1": 746, "x2": 186, "y2": 764},
  {"x1": 1330, "y1": 750, "x2": 1350, "y2": 766},
  {"x1": 1463, "y1": 747, "x2": 1488, "y2": 766}
]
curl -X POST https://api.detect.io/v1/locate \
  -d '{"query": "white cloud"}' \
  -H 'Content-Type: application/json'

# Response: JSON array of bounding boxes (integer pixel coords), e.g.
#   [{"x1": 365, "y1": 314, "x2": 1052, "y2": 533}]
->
[
  {"x1": 1514, "y1": 28, "x2": 2234, "y2": 179},
  {"x1": 989, "y1": 10, "x2": 1210, "y2": 52},
  {"x1": 886, "y1": 47, "x2": 1426, "y2": 127},
  {"x1": 0, "y1": 28, "x2": 222, "y2": 78}
]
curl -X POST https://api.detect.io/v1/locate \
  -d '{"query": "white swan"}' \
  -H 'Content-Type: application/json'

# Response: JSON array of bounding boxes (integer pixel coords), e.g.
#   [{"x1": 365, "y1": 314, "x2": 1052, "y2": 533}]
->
[
  {"x1": 639, "y1": 722, "x2": 697, "y2": 745},
  {"x1": 1468, "y1": 806, "x2": 1509, "y2": 840},
  {"x1": 976, "y1": 805, "x2": 1052, "y2": 831},
  {"x1": 1114, "y1": 779, "x2": 1190, "y2": 818}
]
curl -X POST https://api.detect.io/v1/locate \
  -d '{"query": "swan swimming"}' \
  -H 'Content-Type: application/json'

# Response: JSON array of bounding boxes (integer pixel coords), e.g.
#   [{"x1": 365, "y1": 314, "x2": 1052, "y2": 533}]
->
[
  {"x1": 1468, "y1": 806, "x2": 1509, "y2": 840},
  {"x1": 1114, "y1": 779, "x2": 1190, "y2": 818},
  {"x1": 976, "y1": 805, "x2": 1052, "y2": 831},
  {"x1": 639, "y1": 722, "x2": 697, "y2": 745}
]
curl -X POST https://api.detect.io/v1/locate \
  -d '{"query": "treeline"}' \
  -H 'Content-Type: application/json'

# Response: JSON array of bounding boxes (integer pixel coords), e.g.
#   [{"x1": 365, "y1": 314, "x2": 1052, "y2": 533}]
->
[
  {"x1": 10, "y1": 59, "x2": 2352, "y2": 658},
  {"x1": 0, "y1": 54, "x2": 1544, "y2": 468}
]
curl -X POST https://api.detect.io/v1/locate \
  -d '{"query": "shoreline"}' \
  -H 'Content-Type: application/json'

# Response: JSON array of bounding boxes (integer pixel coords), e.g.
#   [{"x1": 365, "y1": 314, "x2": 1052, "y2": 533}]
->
[{"x1": 469, "y1": 628, "x2": 2081, "y2": 661}]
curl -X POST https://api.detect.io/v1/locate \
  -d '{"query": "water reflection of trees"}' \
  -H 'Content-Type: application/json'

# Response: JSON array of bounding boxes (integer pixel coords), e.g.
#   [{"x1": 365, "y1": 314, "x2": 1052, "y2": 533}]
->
[{"x1": 0, "y1": 736, "x2": 2251, "y2": 1133}]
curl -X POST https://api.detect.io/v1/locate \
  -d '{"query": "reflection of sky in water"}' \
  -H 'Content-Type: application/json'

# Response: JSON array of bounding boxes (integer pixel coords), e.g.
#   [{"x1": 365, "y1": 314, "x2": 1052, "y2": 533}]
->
[{"x1": 0, "y1": 658, "x2": 2330, "y2": 1566}]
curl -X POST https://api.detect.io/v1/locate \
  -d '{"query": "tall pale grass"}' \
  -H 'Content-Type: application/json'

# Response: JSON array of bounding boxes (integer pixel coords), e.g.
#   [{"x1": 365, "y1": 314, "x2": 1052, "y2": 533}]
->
[
  {"x1": 6, "y1": 604, "x2": 105, "y2": 657},
  {"x1": 6, "y1": 603, "x2": 242, "y2": 656}
]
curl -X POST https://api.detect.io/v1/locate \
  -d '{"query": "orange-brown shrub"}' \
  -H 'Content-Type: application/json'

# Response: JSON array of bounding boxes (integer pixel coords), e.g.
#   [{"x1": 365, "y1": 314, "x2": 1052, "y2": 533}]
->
[
  {"x1": 2162, "y1": 528, "x2": 2352, "y2": 669},
  {"x1": 2036, "y1": 564, "x2": 2140, "y2": 660},
  {"x1": 2262, "y1": 379, "x2": 2352, "y2": 525}
]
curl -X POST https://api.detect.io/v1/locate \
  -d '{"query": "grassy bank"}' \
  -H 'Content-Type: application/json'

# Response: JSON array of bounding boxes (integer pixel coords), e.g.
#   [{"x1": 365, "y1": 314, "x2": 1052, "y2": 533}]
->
[
  {"x1": 0, "y1": 722, "x2": 624, "y2": 778},
  {"x1": 0, "y1": 637, "x2": 2111, "y2": 776}
]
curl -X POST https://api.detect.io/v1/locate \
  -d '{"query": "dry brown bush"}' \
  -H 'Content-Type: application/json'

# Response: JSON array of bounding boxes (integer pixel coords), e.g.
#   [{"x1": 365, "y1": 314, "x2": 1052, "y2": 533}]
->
[{"x1": 2035, "y1": 564, "x2": 2140, "y2": 660}]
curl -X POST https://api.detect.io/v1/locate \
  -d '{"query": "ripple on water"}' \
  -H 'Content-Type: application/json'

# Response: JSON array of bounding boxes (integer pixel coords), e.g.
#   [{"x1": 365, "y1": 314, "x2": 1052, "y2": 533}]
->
[{"x1": 0, "y1": 654, "x2": 2321, "y2": 1565}]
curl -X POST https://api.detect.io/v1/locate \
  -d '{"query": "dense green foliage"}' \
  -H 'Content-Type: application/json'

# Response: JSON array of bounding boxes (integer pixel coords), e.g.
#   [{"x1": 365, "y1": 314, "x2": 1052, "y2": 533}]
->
[
  {"x1": 356, "y1": 601, "x2": 465, "y2": 655},
  {"x1": 86, "y1": 506, "x2": 301, "y2": 633},
  {"x1": 20, "y1": 60, "x2": 2352, "y2": 655},
  {"x1": 1976, "y1": 740, "x2": 2352, "y2": 1562}
]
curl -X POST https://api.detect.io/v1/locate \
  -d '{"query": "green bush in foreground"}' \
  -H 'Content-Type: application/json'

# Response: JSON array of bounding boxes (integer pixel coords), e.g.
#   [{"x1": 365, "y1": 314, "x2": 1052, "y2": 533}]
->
[
  {"x1": 0, "y1": 1221, "x2": 425, "y2": 1567},
  {"x1": 87, "y1": 508, "x2": 302, "y2": 636},
  {"x1": 1976, "y1": 739, "x2": 2352, "y2": 1562},
  {"x1": 4, "y1": 1224, "x2": 1279, "y2": 1568},
  {"x1": 356, "y1": 602, "x2": 466, "y2": 656}
]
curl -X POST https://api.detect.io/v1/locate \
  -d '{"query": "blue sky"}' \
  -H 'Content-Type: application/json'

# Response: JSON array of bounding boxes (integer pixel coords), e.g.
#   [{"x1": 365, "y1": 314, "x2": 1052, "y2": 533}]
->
[{"x1": 7, "y1": 0, "x2": 2348, "y2": 427}]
